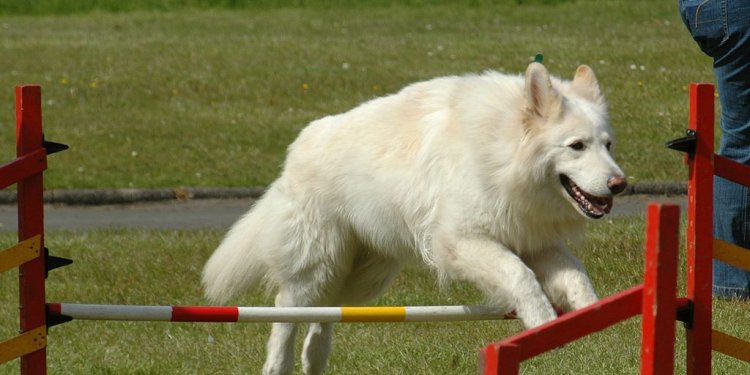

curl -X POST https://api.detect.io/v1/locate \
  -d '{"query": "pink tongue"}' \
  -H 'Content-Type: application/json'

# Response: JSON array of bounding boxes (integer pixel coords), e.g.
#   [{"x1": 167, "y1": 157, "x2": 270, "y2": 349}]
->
[{"x1": 588, "y1": 196, "x2": 613, "y2": 214}]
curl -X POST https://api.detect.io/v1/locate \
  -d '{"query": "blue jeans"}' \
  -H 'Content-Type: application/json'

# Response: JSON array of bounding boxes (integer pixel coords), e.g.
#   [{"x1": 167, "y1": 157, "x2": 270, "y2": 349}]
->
[{"x1": 679, "y1": 0, "x2": 750, "y2": 298}]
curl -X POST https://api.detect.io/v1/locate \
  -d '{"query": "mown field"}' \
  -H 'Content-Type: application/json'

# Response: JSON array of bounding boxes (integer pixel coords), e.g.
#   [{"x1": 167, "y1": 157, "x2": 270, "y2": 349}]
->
[
  {"x1": 0, "y1": 220, "x2": 748, "y2": 374},
  {"x1": 0, "y1": 0, "x2": 714, "y2": 189}
]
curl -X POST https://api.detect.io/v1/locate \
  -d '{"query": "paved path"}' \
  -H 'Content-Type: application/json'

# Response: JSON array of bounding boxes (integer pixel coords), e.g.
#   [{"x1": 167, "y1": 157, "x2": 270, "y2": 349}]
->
[
  {"x1": 0, "y1": 199, "x2": 254, "y2": 232},
  {"x1": 0, "y1": 195, "x2": 687, "y2": 232}
]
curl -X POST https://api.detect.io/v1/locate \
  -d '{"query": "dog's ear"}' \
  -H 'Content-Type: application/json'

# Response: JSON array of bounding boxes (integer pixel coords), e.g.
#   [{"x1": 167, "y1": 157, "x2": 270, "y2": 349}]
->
[
  {"x1": 524, "y1": 62, "x2": 561, "y2": 119},
  {"x1": 571, "y1": 65, "x2": 602, "y2": 102}
]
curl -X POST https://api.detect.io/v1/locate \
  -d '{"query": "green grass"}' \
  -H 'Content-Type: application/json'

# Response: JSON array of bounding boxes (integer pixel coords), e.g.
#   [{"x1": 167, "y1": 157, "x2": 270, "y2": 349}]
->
[
  {"x1": 0, "y1": 0, "x2": 575, "y2": 15},
  {"x1": 0, "y1": 1, "x2": 715, "y2": 189},
  {"x1": 1, "y1": 218, "x2": 748, "y2": 374}
]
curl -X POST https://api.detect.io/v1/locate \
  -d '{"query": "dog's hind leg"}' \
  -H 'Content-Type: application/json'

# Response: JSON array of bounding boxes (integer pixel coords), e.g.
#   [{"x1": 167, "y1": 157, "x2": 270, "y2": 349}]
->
[
  {"x1": 263, "y1": 323, "x2": 297, "y2": 375},
  {"x1": 264, "y1": 287, "x2": 339, "y2": 375},
  {"x1": 263, "y1": 290, "x2": 300, "y2": 375},
  {"x1": 265, "y1": 279, "x2": 346, "y2": 375},
  {"x1": 264, "y1": 323, "x2": 298, "y2": 375},
  {"x1": 301, "y1": 322, "x2": 334, "y2": 375},
  {"x1": 301, "y1": 251, "x2": 405, "y2": 374},
  {"x1": 265, "y1": 246, "x2": 354, "y2": 374},
  {"x1": 299, "y1": 252, "x2": 402, "y2": 374},
  {"x1": 337, "y1": 252, "x2": 404, "y2": 305}
]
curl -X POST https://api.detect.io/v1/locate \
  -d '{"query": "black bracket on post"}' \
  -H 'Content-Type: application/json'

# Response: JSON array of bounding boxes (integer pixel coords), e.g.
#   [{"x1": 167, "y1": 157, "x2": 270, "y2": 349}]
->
[
  {"x1": 676, "y1": 299, "x2": 695, "y2": 329},
  {"x1": 45, "y1": 247, "x2": 72, "y2": 278},
  {"x1": 46, "y1": 305, "x2": 73, "y2": 328},
  {"x1": 42, "y1": 134, "x2": 69, "y2": 155},
  {"x1": 665, "y1": 129, "x2": 697, "y2": 159},
  {"x1": 36, "y1": 134, "x2": 71, "y2": 328}
]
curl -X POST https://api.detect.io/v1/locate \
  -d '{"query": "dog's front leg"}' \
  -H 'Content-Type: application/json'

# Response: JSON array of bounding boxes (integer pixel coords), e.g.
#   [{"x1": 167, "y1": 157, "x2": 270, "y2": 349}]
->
[
  {"x1": 524, "y1": 245, "x2": 598, "y2": 312},
  {"x1": 438, "y1": 237, "x2": 558, "y2": 328}
]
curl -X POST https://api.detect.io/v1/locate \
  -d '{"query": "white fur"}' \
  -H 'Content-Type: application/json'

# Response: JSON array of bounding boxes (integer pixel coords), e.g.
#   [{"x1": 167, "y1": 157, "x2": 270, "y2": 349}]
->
[{"x1": 202, "y1": 62, "x2": 625, "y2": 375}]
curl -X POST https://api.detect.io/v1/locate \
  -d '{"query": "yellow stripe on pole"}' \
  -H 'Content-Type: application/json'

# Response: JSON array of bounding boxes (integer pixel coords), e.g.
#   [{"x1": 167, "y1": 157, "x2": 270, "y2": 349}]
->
[
  {"x1": 0, "y1": 325, "x2": 46, "y2": 365},
  {"x1": 341, "y1": 307, "x2": 407, "y2": 322},
  {"x1": 0, "y1": 235, "x2": 41, "y2": 273},
  {"x1": 712, "y1": 329, "x2": 750, "y2": 363},
  {"x1": 714, "y1": 239, "x2": 750, "y2": 272}
]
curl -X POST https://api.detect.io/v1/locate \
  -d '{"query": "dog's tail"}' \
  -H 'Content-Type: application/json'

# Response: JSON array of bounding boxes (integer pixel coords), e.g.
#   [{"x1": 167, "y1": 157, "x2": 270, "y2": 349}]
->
[{"x1": 202, "y1": 191, "x2": 280, "y2": 304}]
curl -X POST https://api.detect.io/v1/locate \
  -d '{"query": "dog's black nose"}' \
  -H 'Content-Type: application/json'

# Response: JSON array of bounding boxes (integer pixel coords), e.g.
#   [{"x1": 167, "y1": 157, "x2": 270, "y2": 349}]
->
[{"x1": 608, "y1": 175, "x2": 628, "y2": 194}]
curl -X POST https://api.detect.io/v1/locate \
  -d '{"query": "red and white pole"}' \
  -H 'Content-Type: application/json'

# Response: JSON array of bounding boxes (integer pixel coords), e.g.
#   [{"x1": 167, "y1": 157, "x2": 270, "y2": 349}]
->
[{"x1": 46, "y1": 304, "x2": 512, "y2": 323}]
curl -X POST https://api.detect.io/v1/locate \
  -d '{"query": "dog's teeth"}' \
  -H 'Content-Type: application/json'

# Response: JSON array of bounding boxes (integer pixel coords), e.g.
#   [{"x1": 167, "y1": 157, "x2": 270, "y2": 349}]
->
[{"x1": 563, "y1": 176, "x2": 613, "y2": 218}]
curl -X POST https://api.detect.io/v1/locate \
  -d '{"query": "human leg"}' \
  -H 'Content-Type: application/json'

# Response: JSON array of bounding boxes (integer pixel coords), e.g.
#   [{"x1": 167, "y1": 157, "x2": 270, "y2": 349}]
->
[{"x1": 680, "y1": 0, "x2": 750, "y2": 298}]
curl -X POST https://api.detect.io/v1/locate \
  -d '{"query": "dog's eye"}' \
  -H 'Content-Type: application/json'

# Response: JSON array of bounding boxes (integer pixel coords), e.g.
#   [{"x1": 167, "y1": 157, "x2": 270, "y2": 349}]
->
[
  {"x1": 606, "y1": 141, "x2": 612, "y2": 150},
  {"x1": 568, "y1": 141, "x2": 585, "y2": 151}
]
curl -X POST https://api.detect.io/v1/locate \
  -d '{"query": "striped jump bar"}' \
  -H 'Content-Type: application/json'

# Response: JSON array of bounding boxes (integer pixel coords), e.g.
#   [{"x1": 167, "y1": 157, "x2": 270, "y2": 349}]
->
[{"x1": 47, "y1": 303, "x2": 512, "y2": 323}]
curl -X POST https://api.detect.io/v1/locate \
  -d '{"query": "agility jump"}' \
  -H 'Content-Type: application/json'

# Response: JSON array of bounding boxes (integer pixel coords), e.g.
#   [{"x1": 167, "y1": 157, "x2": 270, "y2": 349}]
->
[
  {"x1": 481, "y1": 83, "x2": 750, "y2": 374},
  {"x1": 1, "y1": 83, "x2": 749, "y2": 374}
]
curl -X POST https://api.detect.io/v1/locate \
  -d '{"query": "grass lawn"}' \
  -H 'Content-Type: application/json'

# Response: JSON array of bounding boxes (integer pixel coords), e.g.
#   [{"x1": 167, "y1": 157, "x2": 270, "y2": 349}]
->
[
  {"x1": 0, "y1": 1, "x2": 715, "y2": 189},
  {"x1": 1, "y1": 218, "x2": 749, "y2": 374}
]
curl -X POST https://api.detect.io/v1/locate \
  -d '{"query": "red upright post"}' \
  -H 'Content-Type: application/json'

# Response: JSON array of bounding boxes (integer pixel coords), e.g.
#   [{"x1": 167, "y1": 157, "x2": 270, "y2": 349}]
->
[
  {"x1": 16, "y1": 85, "x2": 47, "y2": 375},
  {"x1": 685, "y1": 83, "x2": 714, "y2": 374},
  {"x1": 640, "y1": 204, "x2": 680, "y2": 374}
]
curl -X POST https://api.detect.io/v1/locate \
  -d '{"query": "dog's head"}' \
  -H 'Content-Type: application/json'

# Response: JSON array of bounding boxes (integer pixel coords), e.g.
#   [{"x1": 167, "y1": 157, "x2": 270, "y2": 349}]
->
[{"x1": 522, "y1": 62, "x2": 627, "y2": 219}]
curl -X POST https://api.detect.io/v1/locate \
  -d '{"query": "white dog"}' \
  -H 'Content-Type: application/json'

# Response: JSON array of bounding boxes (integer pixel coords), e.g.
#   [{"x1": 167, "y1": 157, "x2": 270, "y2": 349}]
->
[{"x1": 203, "y1": 62, "x2": 626, "y2": 375}]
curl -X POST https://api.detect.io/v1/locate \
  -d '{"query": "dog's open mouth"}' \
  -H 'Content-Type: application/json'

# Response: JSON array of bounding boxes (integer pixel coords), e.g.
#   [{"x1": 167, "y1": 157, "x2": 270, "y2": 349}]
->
[{"x1": 559, "y1": 175, "x2": 613, "y2": 219}]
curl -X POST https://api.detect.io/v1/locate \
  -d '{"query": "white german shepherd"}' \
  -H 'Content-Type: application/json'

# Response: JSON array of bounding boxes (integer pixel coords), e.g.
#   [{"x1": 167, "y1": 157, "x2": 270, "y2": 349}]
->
[{"x1": 203, "y1": 62, "x2": 626, "y2": 375}]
